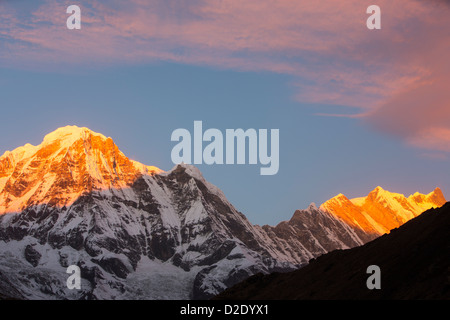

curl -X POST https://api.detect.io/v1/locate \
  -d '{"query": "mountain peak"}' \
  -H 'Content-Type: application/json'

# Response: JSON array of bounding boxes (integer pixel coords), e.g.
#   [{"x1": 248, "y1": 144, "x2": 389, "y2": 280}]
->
[
  {"x1": 308, "y1": 202, "x2": 318, "y2": 210},
  {"x1": 370, "y1": 186, "x2": 390, "y2": 195},
  {"x1": 0, "y1": 126, "x2": 162, "y2": 213},
  {"x1": 366, "y1": 186, "x2": 406, "y2": 202},
  {"x1": 409, "y1": 187, "x2": 446, "y2": 206},
  {"x1": 168, "y1": 163, "x2": 206, "y2": 181},
  {"x1": 2, "y1": 126, "x2": 110, "y2": 163},
  {"x1": 42, "y1": 125, "x2": 107, "y2": 145},
  {"x1": 335, "y1": 193, "x2": 347, "y2": 200},
  {"x1": 429, "y1": 187, "x2": 444, "y2": 199},
  {"x1": 320, "y1": 193, "x2": 349, "y2": 207},
  {"x1": 319, "y1": 186, "x2": 447, "y2": 237}
]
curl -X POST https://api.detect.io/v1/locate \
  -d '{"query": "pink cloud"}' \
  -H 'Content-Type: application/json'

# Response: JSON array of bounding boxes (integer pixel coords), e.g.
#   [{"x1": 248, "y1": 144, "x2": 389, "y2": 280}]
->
[
  {"x1": 408, "y1": 128, "x2": 450, "y2": 152},
  {"x1": 1, "y1": 0, "x2": 450, "y2": 153},
  {"x1": 364, "y1": 31, "x2": 450, "y2": 153}
]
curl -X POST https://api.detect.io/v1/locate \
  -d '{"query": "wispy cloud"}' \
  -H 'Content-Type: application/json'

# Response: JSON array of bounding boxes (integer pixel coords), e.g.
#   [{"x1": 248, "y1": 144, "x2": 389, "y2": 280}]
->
[{"x1": 1, "y1": 0, "x2": 450, "y2": 153}]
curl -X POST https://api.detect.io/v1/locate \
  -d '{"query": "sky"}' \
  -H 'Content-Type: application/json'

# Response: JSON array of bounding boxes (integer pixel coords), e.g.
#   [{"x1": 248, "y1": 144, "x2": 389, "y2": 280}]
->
[{"x1": 1, "y1": 0, "x2": 449, "y2": 225}]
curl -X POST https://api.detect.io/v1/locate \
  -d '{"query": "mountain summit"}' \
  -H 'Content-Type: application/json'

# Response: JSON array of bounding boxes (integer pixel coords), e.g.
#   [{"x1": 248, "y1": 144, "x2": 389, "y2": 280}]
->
[
  {"x1": 0, "y1": 126, "x2": 446, "y2": 300},
  {"x1": 0, "y1": 126, "x2": 298, "y2": 299},
  {"x1": 320, "y1": 186, "x2": 446, "y2": 238},
  {"x1": 0, "y1": 126, "x2": 161, "y2": 214}
]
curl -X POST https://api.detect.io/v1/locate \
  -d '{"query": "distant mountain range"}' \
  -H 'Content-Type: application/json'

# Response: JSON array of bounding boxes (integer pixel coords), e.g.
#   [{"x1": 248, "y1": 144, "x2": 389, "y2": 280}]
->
[
  {"x1": 216, "y1": 202, "x2": 450, "y2": 300},
  {"x1": 0, "y1": 126, "x2": 445, "y2": 299}
]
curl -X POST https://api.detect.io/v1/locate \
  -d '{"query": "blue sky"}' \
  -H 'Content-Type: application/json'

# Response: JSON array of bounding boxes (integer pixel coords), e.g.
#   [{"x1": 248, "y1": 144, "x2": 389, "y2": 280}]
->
[{"x1": 1, "y1": 1, "x2": 449, "y2": 225}]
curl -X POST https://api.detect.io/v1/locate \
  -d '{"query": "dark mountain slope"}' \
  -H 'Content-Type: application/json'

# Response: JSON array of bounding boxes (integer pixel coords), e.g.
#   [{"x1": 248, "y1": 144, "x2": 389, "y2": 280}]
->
[{"x1": 216, "y1": 202, "x2": 450, "y2": 300}]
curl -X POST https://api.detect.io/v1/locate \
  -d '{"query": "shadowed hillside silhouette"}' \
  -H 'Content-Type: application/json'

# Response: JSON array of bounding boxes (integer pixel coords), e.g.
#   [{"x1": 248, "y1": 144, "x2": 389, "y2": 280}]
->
[{"x1": 216, "y1": 202, "x2": 450, "y2": 300}]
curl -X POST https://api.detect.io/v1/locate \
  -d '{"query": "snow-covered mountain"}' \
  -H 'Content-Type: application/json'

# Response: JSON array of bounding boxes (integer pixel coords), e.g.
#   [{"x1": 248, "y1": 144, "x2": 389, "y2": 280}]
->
[
  {"x1": 0, "y1": 126, "x2": 161, "y2": 214},
  {"x1": 0, "y1": 126, "x2": 445, "y2": 300},
  {"x1": 320, "y1": 186, "x2": 446, "y2": 242},
  {"x1": 0, "y1": 126, "x2": 297, "y2": 300}
]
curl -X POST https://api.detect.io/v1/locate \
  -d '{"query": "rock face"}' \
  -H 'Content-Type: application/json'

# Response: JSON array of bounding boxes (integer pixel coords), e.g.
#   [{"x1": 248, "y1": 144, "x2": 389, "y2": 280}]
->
[
  {"x1": 320, "y1": 186, "x2": 446, "y2": 238},
  {"x1": 0, "y1": 126, "x2": 445, "y2": 300},
  {"x1": 0, "y1": 126, "x2": 297, "y2": 300},
  {"x1": 216, "y1": 202, "x2": 450, "y2": 300},
  {"x1": 24, "y1": 245, "x2": 41, "y2": 267}
]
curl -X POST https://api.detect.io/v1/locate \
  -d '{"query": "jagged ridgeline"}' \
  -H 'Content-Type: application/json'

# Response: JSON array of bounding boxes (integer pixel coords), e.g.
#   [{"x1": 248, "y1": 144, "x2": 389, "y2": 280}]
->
[{"x1": 0, "y1": 126, "x2": 445, "y2": 299}]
